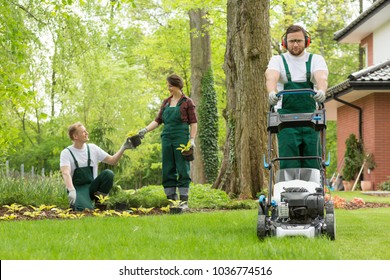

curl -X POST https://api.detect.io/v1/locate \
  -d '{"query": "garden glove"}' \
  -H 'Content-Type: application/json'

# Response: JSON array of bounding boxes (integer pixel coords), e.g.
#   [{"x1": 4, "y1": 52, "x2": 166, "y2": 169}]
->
[
  {"x1": 121, "y1": 138, "x2": 135, "y2": 150},
  {"x1": 189, "y1": 137, "x2": 195, "y2": 149},
  {"x1": 268, "y1": 91, "x2": 279, "y2": 105},
  {"x1": 313, "y1": 89, "x2": 326, "y2": 103},
  {"x1": 138, "y1": 128, "x2": 148, "y2": 139},
  {"x1": 68, "y1": 189, "x2": 76, "y2": 206}
]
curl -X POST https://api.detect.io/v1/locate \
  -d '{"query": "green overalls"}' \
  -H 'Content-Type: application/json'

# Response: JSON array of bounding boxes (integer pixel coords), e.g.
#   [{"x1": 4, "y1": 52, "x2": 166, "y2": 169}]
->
[
  {"x1": 161, "y1": 98, "x2": 191, "y2": 197},
  {"x1": 67, "y1": 145, "x2": 114, "y2": 211},
  {"x1": 277, "y1": 54, "x2": 321, "y2": 170}
]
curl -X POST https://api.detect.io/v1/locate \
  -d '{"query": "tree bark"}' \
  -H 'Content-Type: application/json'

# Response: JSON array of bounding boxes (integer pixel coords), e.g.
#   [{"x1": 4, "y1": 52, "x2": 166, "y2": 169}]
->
[
  {"x1": 213, "y1": 0, "x2": 270, "y2": 199},
  {"x1": 188, "y1": 8, "x2": 211, "y2": 184}
]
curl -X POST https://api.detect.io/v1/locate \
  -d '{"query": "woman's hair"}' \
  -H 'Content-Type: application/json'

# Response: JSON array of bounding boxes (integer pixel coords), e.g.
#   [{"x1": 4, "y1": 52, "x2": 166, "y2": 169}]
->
[
  {"x1": 68, "y1": 122, "x2": 83, "y2": 140},
  {"x1": 167, "y1": 74, "x2": 184, "y2": 89}
]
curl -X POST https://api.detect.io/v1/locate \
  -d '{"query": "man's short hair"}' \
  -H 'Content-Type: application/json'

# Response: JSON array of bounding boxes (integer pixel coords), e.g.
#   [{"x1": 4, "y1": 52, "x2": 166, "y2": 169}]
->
[{"x1": 68, "y1": 122, "x2": 83, "y2": 140}]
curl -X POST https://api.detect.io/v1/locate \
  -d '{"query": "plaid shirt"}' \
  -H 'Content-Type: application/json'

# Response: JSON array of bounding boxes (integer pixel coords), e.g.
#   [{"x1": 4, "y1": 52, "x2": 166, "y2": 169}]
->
[{"x1": 155, "y1": 94, "x2": 198, "y2": 125}]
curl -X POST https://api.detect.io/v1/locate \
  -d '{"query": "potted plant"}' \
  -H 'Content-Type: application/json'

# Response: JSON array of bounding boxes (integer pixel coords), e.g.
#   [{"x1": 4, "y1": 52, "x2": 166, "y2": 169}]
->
[
  {"x1": 361, "y1": 153, "x2": 376, "y2": 191},
  {"x1": 94, "y1": 193, "x2": 109, "y2": 210},
  {"x1": 342, "y1": 134, "x2": 363, "y2": 191},
  {"x1": 168, "y1": 199, "x2": 187, "y2": 214},
  {"x1": 176, "y1": 140, "x2": 194, "y2": 161},
  {"x1": 126, "y1": 130, "x2": 142, "y2": 148}
]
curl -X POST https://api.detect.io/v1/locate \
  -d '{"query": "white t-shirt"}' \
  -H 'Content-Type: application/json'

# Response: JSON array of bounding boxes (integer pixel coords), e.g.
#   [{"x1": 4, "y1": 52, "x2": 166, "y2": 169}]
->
[
  {"x1": 267, "y1": 51, "x2": 328, "y2": 92},
  {"x1": 60, "y1": 143, "x2": 108, "y2": 178}
]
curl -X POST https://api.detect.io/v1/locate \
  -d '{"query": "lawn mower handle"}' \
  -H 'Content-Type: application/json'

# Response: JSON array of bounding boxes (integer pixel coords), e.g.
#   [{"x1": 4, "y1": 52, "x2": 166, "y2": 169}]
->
[{"x1": 276, "y1": 88, "x2": 316, "y2": 97}]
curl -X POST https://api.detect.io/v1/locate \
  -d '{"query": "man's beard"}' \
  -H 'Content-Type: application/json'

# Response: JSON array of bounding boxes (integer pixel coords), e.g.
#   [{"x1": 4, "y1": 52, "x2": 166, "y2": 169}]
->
[{"x1": 289, "y1": 47, "x2": 305, "y2": 56}]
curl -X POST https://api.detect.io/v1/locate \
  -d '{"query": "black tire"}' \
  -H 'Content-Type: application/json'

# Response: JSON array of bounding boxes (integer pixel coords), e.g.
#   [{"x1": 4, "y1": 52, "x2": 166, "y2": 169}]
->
[
  {"x1": 325, "y1": 213, "x2": 336, "y2": 240},
  {"x1": 325, "y1": 201, "x2": 334, "y2": 214},
  {"x1": 257, "y1": 214, "x2": 267, "y2": 240}
]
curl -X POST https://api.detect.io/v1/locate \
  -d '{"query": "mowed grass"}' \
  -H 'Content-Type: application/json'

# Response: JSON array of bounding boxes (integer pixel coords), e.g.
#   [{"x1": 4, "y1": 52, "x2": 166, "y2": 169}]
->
[{"x1": 1, "y1": 206, "x2": 389, "y2": 260}]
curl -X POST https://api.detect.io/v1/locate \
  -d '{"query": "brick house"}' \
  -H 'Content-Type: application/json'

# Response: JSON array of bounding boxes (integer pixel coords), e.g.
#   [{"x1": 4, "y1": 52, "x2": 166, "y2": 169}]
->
[{"x1": 325, "y1": 0, "x2": 390, "y2": 189}]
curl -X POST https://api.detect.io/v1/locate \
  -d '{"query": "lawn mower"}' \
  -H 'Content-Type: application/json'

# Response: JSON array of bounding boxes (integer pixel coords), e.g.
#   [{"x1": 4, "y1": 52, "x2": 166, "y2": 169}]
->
[{"x1": 257, "y1": 89, "x2": 336, "y2": 240}]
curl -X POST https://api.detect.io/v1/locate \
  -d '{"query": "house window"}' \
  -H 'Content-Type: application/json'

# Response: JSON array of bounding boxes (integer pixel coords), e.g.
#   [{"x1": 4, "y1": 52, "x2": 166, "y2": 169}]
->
[{"x1": 359, "y1": 44, "x2": 367, "y2": 69}]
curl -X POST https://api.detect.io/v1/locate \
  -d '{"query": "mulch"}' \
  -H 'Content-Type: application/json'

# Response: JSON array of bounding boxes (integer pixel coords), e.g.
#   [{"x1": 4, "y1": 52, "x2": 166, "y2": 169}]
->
[{"x1": 343, "y1": 202, "x2": 390, "y2": 210}]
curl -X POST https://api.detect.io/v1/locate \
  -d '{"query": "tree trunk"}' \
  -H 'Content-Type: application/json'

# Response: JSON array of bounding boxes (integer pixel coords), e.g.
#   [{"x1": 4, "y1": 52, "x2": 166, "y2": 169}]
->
[
  {"x1": 188, "y1": 8, "x2": 211, "y2": 184},
  {"x1": 213, "y1": 0, "x2": 270, "y2": 199}
]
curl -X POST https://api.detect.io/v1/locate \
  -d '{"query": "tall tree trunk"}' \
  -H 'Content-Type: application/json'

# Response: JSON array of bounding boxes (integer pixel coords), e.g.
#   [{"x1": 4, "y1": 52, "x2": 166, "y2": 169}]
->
[
  {"x1": 213, "y1": 0, "x2": 270, "y2": 199},
  {"x1": 188, "y1": 8, "x2": 211, "y2": 184}
]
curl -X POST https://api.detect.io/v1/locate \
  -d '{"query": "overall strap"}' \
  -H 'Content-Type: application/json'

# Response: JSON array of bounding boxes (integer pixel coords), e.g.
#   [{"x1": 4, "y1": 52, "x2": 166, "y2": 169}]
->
[
  {"x1": 281, "y1": 55, "x2": 292, "y2": 82},
  {"x1": 87, "y1": 144, "x2": 91, "y2": 166},
  {"x1": 306, "y1": 54, "x2": 313, "y2": 82},
  {"x1": 66, "y1": 144, "x2": 91, "y2": 168},
  {"x1": 66, "y1": 148, "x2": 79, "y2": 168}
]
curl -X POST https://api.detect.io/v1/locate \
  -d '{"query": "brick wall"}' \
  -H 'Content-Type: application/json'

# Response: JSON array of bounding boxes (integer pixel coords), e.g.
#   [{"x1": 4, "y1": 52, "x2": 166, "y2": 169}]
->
[{"x1": 337, "y1": 92, "x2": 390, "y2": 189}]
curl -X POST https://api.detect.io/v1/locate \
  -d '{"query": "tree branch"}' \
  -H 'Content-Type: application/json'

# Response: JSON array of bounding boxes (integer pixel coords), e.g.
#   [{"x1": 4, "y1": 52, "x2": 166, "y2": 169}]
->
[{"x1": 10, "y1": 1, "x2": 46, "y2": 25}]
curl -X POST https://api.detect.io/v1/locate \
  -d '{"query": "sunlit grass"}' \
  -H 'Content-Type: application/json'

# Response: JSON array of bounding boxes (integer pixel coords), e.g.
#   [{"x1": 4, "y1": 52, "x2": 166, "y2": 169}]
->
[{"x1": 1, "y1": 207, "x2": 390, "y2": 260}]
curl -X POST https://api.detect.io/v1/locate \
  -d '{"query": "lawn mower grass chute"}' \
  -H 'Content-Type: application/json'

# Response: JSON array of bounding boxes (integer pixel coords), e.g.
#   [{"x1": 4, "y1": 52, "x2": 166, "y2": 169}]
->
[{"x1": 257, "y1": 89, "x2": 336, "y2": 241}]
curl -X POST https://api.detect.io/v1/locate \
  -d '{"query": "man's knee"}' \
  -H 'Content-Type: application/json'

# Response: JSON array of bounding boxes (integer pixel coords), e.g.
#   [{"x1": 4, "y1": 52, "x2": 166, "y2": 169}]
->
[{"x1": 101, "y1": 169, "x2": 115, "y2": 179}]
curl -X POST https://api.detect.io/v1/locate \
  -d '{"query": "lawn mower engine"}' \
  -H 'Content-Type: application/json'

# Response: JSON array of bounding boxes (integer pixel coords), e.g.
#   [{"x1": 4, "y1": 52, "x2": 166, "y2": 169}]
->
[{"x1": 278, "y1": 187, "x2": 324, "y2": 223}]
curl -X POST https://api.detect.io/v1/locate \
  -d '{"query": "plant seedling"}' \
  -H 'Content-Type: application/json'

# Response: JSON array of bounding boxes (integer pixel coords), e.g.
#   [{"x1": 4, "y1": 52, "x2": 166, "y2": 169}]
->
[{"x1": 176, "y1": 140, "x2": 192, "y2": 153}]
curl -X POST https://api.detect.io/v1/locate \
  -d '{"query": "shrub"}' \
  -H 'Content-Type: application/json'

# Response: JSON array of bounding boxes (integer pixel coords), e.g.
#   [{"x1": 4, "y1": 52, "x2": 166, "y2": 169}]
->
[
  {"x1": 379, "y1": 177, "x2": 390, "y2": 191},
  {"x1": 342, "y1": 134, "x2": 364, "y2": 181},
  {"x1": 0, "y1": 173, "x2": 68, "y2": 208}
]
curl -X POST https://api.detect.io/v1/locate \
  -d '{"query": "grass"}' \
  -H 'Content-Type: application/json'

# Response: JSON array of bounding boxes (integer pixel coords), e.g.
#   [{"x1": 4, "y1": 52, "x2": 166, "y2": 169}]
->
[
  {"x1": 1, "y1": 206, "x2": 390, "y2": 260},
  {"x1": 1, "y1": 185, "x2": 389, "y2": 260}
]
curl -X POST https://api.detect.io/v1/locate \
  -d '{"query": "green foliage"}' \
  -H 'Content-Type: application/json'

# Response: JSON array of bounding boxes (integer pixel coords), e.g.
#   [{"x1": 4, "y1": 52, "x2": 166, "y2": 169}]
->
[
  {"x1": 0, "y1": 174, "x2": 68, "y2": 208},
  {"x1": 116, "y1": 142, "x2": 163, "y2": 189},
  {"x1": 342, "y1": 134, "x2": 363, "y2": 181},
  {"x1": 379, "y1": 177, "x2": 390, "y2": 191},
  {"x1": 198, "y1": 68, "x2": 219, "y2": 183},
  {"x1": 189, "y1": 184, "x2": 232, "y2": 209}
]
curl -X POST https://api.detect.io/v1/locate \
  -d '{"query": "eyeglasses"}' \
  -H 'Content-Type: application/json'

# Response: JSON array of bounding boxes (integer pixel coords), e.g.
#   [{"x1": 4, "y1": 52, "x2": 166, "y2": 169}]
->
[{"x1": 287, "y1": 39, "x2": 304, "y2": 44}]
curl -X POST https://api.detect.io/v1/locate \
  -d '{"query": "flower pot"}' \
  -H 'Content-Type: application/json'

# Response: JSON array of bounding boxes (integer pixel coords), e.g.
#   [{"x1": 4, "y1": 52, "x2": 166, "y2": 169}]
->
[
  {"x1": 170, "y1": 207, "x2": 183, "y2": 214},
  {"x1": 361, "y1": 181, "x2": 373, "y2": 191},
  {"x1": 342, "y1": 180, "x2": 353, "y2": 191},
  {"x1": 182, "y1": 148, "x2": 194, "y2": 161},
  {"x1": 114, "y1": 202, "x2": 128, "y2": 210},
  {"x1": 128, "y1": 135, "x2": 142, "y2": 147},
  {"x1": 95, "y1": 203, "x2": 107, "y2": 211}
]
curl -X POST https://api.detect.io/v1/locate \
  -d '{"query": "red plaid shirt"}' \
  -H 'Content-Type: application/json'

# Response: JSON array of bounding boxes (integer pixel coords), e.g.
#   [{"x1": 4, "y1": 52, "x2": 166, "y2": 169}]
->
[{"x1": 155, "y1": 95, "x2": 198, "y2": 125}]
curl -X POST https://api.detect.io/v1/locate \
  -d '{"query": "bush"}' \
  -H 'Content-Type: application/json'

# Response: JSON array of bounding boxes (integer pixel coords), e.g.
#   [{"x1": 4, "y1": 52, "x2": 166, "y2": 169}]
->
[
  {"x1": 0, "y1": 178, "x2": 257, "y2": 211},
  {"x1": 189, "y1": 184, "x2": 232, "y2": 209},
  {"x1": 379, "y1": 177, "x2": 390, "y2": 191},
  {"x1": 0, "y1": 173, "x2": 68, "y2": 208},
  {"x1": 342, "y1": 134, "x2": 363, "y2": 181}
]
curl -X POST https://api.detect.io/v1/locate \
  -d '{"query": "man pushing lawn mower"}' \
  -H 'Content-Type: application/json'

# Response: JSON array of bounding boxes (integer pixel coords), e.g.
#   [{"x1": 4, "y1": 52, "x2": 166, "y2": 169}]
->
[{"x1": 257, "y1": 25, "x2": 335, "y2": 240}]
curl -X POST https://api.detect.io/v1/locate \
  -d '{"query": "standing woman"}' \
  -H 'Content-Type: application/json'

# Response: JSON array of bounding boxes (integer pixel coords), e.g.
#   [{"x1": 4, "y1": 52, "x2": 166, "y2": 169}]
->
[{"x1": 138, "y1": 74, "x2": 198, "y2": 208}]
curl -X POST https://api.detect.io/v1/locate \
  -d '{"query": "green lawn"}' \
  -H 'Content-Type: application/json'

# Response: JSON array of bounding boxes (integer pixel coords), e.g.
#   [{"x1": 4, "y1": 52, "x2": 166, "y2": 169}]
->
[{"x1": 1, "y1": 201, "x2": 389, "y2": 260}]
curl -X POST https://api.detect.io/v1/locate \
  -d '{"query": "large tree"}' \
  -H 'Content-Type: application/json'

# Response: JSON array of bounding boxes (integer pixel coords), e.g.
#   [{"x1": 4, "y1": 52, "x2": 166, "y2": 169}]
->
[
  {"x1": 214, "y1": 0, "x2": 270, "y2": 198},
  {"x1": 188, "y1": 8, "x2": 219, "y2": 184}
]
